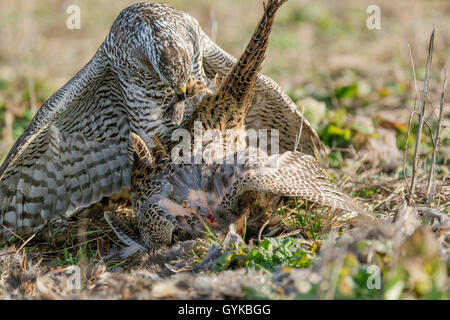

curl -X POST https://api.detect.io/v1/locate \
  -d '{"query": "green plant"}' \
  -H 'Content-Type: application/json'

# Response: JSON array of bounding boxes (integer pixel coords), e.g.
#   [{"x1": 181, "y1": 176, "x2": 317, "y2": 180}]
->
[
  {"x1": 215, "y1": 237, "x2": 314, "y2": 272},
  {"x1": 56, "y1": 243, "x2": 89, "y2": 266}
]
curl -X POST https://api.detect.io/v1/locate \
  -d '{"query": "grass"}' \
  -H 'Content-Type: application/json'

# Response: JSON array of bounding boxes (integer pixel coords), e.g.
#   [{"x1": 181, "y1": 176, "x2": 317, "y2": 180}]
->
[{"x1": 215, "y1": 237, "x2": 315, "y2": 273}]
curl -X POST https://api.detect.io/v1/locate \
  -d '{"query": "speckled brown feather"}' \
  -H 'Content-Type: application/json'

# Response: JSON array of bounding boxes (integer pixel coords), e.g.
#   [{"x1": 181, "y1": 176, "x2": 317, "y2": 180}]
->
[
  {"x1": 188, "y1": 0, "x2": 287, "y2": 137},
  {"x1": 220, "y1": 0, "x2": 288, "y2": 108},
  {"x1": 114, "y1": 0, "x2": 367, "y2": 257}
]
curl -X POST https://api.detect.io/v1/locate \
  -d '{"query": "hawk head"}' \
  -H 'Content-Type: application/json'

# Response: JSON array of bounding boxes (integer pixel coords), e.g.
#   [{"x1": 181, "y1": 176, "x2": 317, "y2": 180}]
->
[{"x1": 105, "y1": 3, "x2": 197, "y2": 101}]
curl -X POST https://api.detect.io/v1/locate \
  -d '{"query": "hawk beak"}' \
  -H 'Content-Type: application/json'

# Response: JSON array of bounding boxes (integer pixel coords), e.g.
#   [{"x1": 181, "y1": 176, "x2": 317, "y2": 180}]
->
[{"x1": 176, "y1": 86, "x2": 187, "y2": 101}]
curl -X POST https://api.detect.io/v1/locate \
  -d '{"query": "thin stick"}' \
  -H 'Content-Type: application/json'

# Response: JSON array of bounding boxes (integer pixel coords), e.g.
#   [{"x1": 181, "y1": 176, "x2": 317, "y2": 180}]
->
[
  {"x1": 0, "y1": 223, "x2": 25, "y2": 243},
  {"x1": 257, "y1": 216, "x2": 272, "y2": 243},
  {"x1": 403, "y1": 111, "x2": 417, "y2": 200},
  {"x1": 276, "y1": 229, "x2": 304, "y2": 239},
  {"x1": 409, "y1": 29, "x2": 435, "y2": 202},
  {"x1": 15, "y1": 233, "x2": 36, "y2": 253},
  {"x1": 403, "y1": 43, "x2": 419, "y2": 201},
  {"x1": 426, "y1": 69, "x2": 448, "y2": 203},
  {"x1": 294, "y1": 103, "x2": 305, "y2": 152},
  {"x1": 407, "y1": 43, "x2": 419, "y2": 111}
]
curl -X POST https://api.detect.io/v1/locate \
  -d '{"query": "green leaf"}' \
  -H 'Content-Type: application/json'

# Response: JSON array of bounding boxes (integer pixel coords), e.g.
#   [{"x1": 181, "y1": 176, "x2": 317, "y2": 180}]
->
[{"x1": 335, "y1": 83, "x2": 358, "y2": 99}]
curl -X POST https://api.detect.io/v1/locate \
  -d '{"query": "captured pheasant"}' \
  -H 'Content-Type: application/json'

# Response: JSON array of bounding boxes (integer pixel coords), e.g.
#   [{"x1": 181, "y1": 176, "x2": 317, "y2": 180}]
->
[
  {"x1": 105, "y1": 0, "x2": 364, "y2": 256},
  {"x1": 0, "y1": 2, "x2": 325, "y2": 245}
]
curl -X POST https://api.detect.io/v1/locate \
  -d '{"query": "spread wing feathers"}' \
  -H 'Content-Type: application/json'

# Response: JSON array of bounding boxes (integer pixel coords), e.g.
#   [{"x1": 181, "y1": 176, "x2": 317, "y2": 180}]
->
[
  {"x1": 243, "y1": 152, "x2": 365, "y2": 213},
  {"x1": 0, "y1": 55, "x2": 131, "y2": 244},
  {"x1": 200, "y1": 28, "x2": 327, "y2": 162}
]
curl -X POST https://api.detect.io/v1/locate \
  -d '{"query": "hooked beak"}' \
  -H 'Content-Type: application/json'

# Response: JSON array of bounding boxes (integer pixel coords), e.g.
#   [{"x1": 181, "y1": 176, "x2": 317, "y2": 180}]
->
[{"x1": 176, "y1": 86, "x2": 187, "y2": 101}]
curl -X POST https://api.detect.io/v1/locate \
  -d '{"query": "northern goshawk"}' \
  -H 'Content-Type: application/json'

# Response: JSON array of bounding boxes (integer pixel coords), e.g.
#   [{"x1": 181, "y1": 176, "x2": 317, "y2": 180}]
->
[{"x1": 0, "y1": 2, "x2": 325, "y2": 244}]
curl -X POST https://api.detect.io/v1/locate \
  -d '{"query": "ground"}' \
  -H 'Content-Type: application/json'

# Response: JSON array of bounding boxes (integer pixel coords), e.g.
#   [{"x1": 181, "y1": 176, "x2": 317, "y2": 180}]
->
[{"x1": 0, "y1": 0, "x2": 448, "y2": 299}]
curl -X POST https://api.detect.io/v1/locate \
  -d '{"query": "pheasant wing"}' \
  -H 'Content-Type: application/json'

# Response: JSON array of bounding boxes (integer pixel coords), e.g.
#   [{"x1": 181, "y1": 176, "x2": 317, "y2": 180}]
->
[{"x1": 243, "y1": 151, "x2": 365, "y2": 213}]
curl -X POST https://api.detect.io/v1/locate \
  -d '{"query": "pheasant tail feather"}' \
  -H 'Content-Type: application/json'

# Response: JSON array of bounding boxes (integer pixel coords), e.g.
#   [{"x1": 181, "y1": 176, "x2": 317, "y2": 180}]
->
[{"x1": 220, "y1": 0, "x2": 288, "y2": 108}]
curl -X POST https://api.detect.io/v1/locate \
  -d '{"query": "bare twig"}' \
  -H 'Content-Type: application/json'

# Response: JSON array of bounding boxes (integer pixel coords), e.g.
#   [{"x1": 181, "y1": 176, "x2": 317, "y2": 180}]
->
[
  {"x1": 405, "y1": 117, "x2": 436, "y2": 186},
  {"x1": 257, "y1": 214, "x2": 272, "y2": 243},
  {"x1": 403, "y1": 111, "x2": 417, "y2": 200},
  {"x1": 294, "y1": 103, "x2": 305, "y2": 152},
  {"x1": 409, "y1": 28, "x2": 435, "y2": 202},
  {"x1": 276, "y1": 228, "x2": 304, "y2": 239},
  {"x1": 402, "y1": 43, "x2": 419, "y2": 201},
  {"x1": 16, "y1": 233, "x2": 36, "y2": 253},
  {"x1": 0, "y1": 223, "x2": 25, "y2": 243},
  {"x1": 423, "y1": 119, "x2": 436, "y2": 149},
  {"x1": 426, "y1": 69, "x2": 448, "y2": 203},
  {"x1": 373, "y1": 184, "x2": 405, "y2": 210},
  {"x1": 407, "y1": 43, "x2": 419, "y2": 111}
]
